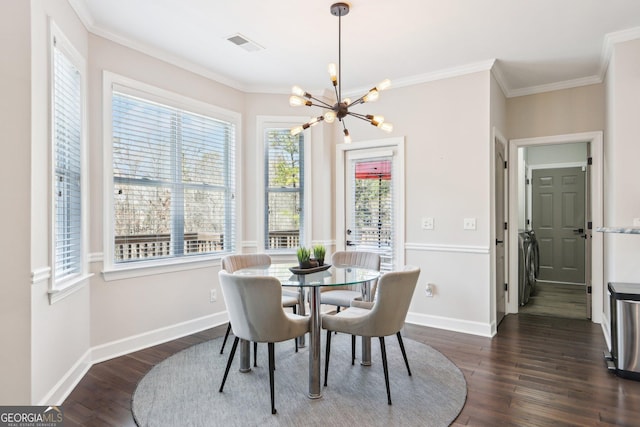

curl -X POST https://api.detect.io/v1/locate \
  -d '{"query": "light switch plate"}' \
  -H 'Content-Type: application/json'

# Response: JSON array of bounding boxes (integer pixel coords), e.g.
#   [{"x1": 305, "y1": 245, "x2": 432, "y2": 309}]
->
[
  {"x1": 463, "y1": 218, "x2": 476, "y2": 230},
  {"x1": 422, "y1": 217, "x2": 434, "y2": 230}
]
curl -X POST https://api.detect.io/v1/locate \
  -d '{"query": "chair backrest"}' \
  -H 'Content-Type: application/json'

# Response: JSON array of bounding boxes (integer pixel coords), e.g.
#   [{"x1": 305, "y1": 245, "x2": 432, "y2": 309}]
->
[
  {"x1": 221, "y1": 254, "x2": 271, "y2": 273},
  {"x1": 218, "y1": 271, "x2": 298, "y2": 343},
  {"x1": 331, "y1": 251, "x2": 381, "y2": 270},
  {"x1": 364, "y1": 265, "x2": 420, "y2": 337},
  {"x1": 329, "y1": 251, "x2": 381, "y2": 295}
]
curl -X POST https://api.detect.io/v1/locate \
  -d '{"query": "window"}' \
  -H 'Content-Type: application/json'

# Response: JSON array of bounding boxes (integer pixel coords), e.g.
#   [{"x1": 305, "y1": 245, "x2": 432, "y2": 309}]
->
[
  {"x1": 106, "y1": 77, "x2": 238, "y2": 271},
  {"x1": 51, "y1": 25, "x2": 86, "y2": 290},
  {"x1": 264, "y1": 127, "x2": 306, "y2": 250}
]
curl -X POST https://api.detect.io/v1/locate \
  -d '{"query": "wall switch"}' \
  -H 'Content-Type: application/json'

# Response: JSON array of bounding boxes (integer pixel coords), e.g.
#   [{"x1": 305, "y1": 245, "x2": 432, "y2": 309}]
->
[
  {"x1": 633, "y1": 218, "x2": 640, "y2": 227},
  {"x1": 422, "y1": 217, "x2": 434, "y2": 230},
  {"x1": 463, "y1": 218, "x2": 476, "y2": 230},
  {"x1": 210, "y1": 289, "x2": 217, "y2": 303}
]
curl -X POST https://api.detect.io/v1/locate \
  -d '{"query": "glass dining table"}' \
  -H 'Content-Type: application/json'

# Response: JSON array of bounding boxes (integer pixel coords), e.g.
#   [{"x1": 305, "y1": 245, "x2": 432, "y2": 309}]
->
[{"x1": 233, "y1": 263, "x2": 380, "y2": 399}]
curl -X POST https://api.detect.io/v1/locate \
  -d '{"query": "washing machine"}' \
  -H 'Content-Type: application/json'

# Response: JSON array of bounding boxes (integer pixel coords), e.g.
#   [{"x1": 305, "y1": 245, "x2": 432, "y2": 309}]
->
[{"x1": 518, "y1": 230, "x2": 540, "y2": 306}]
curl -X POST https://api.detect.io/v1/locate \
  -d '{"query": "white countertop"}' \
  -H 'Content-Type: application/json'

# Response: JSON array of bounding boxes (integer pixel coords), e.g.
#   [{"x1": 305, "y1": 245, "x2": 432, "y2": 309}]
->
[{"x1": 596, "y1": 227, "x2": 640, "y2": 234}]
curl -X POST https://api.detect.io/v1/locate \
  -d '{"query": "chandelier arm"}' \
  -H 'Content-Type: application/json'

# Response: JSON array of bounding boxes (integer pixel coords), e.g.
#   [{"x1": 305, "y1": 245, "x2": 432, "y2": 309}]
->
[
  {"x1": 347, "y1": 112, "x2": 373, "y2": 123},
  {"x1": 307, "y1": 96, "x2": 333, "y2": 109},
  {"x1": 347, "y1": 96, "x2": 367, "y2": 108}
]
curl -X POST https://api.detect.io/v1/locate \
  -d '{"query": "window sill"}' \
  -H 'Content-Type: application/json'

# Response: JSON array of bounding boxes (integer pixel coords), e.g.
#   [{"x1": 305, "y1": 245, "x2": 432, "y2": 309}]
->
[
  {"x1": 102, "y1": 255, "x2": 222, "y2": 282},
  {"x1": 49, "y1": 273, "x2": 93, "y2": 304}
]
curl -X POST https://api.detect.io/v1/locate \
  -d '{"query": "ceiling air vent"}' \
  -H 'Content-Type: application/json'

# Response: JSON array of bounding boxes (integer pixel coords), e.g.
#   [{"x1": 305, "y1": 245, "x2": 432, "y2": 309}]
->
[{"x1": 226, "y1": 33, "x2": 264, "y2": 52}]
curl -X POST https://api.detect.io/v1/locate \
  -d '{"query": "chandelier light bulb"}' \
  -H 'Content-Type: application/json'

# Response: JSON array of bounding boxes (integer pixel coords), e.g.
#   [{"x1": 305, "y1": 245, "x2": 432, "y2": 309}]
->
[
  {"x1": 291, "y1": 125, "x2": 304, "y2": 136},
  {"x1": 363, "y1": 89, "x2": 380, "y2": 103},
  {"x1": 378, "y1": 122, "x2": 393, "y2": 132},
  {"x1": 343, "y1": 129, "x2": 351, "y2": 144},
  {"x1": 289, "y1": 95, "x2": 310, "y2": 107},
  {"x1": 292, "y1": 85, "x2": 307, "y2": 97},
  {"x1": 367, "y1": 115, "x2": 385, "y2": 124},
  {"x1": 343, "y1": 97, "x2": 351, "y2": 106},
  {"x1": 328, "y1": 63, "x2": 338, "y2": 84},
  {"x1": 376, "y1": 79, "x2": 391, "y2": 91},
  {"x1": 324, "y1": 110, "x2": 337, "y2": 123}
]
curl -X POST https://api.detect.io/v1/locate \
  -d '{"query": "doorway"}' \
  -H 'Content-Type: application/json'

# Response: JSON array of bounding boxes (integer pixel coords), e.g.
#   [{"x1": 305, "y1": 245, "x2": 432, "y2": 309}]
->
[
  {"x1": 336, "y1": 138, "x2": 405, "y2": 270},
  {"x1": 507, "y1": 132, "x2": 604, "y2": 324}
]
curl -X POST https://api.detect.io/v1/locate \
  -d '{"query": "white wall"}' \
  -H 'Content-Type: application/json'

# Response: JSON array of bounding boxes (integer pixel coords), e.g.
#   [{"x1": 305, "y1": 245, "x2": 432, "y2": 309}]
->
[
  {"x1": 86, "y1": 34, "x2": 246, "y2": 350},
  {"x1": 28, "y1": 0, "x2": 92, "y2": 405},
  {"x1": 340, "y1": 71, "x2": 495, "y2": 335},
  {"x1": 0, "y1": 0, "x2": 32, "y2": 404},
  {"x1": 603, "y1": 39, "x2": 640, "y2": 327},
  {"x1": 507, "y1": 84, "x2": 605, "y2": 139}
]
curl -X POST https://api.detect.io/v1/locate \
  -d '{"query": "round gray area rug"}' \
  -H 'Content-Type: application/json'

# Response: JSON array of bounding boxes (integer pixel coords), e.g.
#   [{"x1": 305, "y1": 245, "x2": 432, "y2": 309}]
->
[{"x1": 132, "y1": 332, "x2": 466, "y2": 426}]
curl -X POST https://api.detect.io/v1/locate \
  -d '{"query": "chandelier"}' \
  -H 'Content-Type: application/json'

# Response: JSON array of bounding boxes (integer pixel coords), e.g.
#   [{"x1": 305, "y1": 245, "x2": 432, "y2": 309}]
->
[{"x1": 289, "y1": 2, "x2": 392, "y2": 143}]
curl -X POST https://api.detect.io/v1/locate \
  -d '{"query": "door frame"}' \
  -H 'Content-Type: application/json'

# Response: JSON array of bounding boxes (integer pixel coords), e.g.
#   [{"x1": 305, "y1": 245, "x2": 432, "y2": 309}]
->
[
  {"x1": 336, "y1": 137, "x2": 405, "y2": 268},
  {"x1": 492, "y1": 128, "x2": 508, "y2": 330},
  {"x1": 507, "y1": 131, "x2": 603, "y2": 323}
]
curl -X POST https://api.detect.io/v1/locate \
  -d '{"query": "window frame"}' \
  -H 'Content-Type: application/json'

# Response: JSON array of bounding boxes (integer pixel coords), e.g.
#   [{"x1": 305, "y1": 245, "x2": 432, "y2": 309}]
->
[
  {"x1": 102, "y1": 72, "x2": 242, "y2": 281},
  {"x1": 256, "y1": 116, "x2": 311, "y2": 255},
  {"x1": 49, "y1": 21, "x2": 91, "y2": 302}
]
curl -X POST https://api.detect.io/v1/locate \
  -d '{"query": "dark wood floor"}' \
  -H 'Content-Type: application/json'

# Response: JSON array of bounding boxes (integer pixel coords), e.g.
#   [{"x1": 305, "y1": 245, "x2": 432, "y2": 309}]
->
[
  {"x1": 62, "y1": 314, "x2": 640, "y2": 426},
  {"x1": 520, "y1": 281, "x2": 588, "y2": 319}
]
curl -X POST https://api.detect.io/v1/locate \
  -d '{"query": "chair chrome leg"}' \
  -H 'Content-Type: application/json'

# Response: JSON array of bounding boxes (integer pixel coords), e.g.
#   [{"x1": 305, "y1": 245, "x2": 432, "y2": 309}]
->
[
  {"x1": 268, "y1": 342, "x2": 277, "y2": 414},
  {"x1": 324, "y1": 329, "x2": 332, "y2": 387},
  {"x1": 220, "y1": 323, "x2": 232, "y2": 354},
  {"x1": 379, "y1": 336, "x2": 392, "y2": 405},
  {"x1": 219, "y1": 337, "x2": 239, "y2": 392},
  {"x1": 396, "y1": 332, "x2": 411, "y2": 376}
]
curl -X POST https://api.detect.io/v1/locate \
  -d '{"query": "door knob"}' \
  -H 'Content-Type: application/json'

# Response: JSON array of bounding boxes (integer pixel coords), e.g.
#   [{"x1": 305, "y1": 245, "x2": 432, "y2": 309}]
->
[{"x1": 496, "y1": 239, "x2": 504, "y2": 245}]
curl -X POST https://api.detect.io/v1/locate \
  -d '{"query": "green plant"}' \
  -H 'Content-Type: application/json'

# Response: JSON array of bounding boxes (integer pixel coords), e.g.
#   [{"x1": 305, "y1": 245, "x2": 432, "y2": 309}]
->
[
  {"x1": 296, "y1": 246, "x2": 311, "y2": 264},
  {"x1": 313, "y1": 245, "x2": 326, "y2": 264}
]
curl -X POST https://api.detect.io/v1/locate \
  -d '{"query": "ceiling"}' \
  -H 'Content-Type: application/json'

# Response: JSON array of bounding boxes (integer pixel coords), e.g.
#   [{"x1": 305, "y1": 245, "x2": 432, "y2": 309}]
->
[{"x1": 71, "y1": 0, "x2": 640, "y2": 97}]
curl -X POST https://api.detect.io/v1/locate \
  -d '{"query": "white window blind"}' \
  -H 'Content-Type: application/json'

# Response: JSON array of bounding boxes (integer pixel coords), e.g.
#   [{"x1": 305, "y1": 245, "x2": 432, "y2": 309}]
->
[
  {"x1": 264, "y1": 129, "x2": 304, "y2": 250},
  {"x1": 112, "y1": 91, "x2": 235, "y2": 263},
  {"x1": 53, "y1": 39, "x2": 82, "y2": 281},
  {"x1": 349, "y1": 156, "x2": 394, "y2": 271}
]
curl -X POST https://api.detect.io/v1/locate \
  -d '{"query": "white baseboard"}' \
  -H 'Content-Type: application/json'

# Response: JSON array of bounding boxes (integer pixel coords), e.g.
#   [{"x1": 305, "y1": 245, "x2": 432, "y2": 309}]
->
[
  {"x1": 406, "y1": 312, "x2": 494, "y2": 337},
  {"x1": 44, "y1": 311, "x2": 229, "y2": 405},
  {"x1": 91, "y1": 312, "x2": 228, "y2": 364},
  {"x1": 38, "y1": 349, "x2": 92, "y2": 406}
]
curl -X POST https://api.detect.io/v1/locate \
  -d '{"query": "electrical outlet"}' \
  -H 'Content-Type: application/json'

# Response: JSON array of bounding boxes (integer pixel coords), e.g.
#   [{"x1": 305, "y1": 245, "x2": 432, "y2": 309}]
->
[
  {"x1": 425, "y1": 283, "x2": 435, "y2": 297},
  {"x1": 210, "y1": 289, "x2": 217, "y2": 303},
  {"x1": 422, "y1": 217, "x2": 434, "y2": 230},
  {"x1": 463, "y1": 218, "x2": 476, "y2": 230}
]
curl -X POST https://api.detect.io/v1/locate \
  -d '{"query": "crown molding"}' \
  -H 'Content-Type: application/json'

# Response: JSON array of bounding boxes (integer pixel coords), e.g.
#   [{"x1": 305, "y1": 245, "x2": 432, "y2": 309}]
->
[
  {"x1": 600, "y1": 26, "x2": 640, "y2": 79},
  {"x1": 67, "y1": 0, "x2": 94, "y2": 28}
]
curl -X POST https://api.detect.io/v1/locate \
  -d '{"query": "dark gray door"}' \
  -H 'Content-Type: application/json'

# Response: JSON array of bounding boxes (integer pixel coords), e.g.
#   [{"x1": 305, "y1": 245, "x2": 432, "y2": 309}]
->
[{"x1": 532, "y1": 167, "x2": 586, "y2": 284}]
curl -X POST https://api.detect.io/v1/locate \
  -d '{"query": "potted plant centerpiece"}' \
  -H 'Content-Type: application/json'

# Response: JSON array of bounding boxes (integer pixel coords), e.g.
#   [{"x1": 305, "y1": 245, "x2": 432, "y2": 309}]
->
[
  {"x1": 313, "y1": 245, "x2": 326, "y2": 266},
  {"x1": 297, "y1": 246, "x2": 313, "y2": 269}
]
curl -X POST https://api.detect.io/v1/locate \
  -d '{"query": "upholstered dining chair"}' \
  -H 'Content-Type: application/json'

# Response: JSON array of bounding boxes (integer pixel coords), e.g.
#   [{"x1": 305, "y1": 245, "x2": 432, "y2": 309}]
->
[
  {"x1": 320, "y1": 251, "x2": 381, "y2": 311},
  {"x1": 321, "y1": 265, "x2": 420, "y2": 405},
  {"x1": 218, "y1": 271, "x2": 310, "y2": 414},
  {"x1": 219, "y1": 254, "x2": 300, "y2": 365}
]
